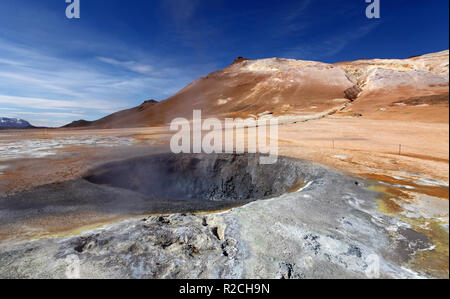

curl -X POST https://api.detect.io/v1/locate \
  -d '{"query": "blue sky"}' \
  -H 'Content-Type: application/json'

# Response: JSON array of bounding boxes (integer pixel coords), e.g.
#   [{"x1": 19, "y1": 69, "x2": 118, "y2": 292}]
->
[{"x1": 0, "y1": 0, "x2": 448, "y2": 127}]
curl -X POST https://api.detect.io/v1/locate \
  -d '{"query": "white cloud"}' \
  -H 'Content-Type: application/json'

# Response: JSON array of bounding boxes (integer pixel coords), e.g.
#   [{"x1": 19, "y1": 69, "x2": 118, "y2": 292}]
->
[
  {"x1": 284, "y1": 0, "x2": 312, "y2": 23},
  {"x1": 282, "y1": 23, "x2": 380, "y2": 59},
  {"x1": 97, "y1": 57, "x2": 154, "y2": 74},
  {"x1": 0, "y1": 38, "x2": 200, "y2": 126},
  {"x1": 162, "y1": 0, "x2": 200, "y2": 23},
  {"x1": 0, "y1": 58, "x2": 25, "y2": 66},
  {"x1": 0, "y1": 94, "x2": 121, "y2": 112},
  {"x1": 3, "y1": 111, "x2": 83, "y2": 118}
]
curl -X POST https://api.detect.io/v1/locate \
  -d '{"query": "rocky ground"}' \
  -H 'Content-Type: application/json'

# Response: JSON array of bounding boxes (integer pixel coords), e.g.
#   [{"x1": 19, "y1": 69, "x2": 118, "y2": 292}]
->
[{"x1": 0, "y1": 154, "x2": 438, "y2": 278}]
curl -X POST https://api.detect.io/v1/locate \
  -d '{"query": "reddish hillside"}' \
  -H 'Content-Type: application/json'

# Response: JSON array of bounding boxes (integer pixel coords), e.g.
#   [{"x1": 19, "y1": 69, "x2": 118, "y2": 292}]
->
[
  {"x1": 65, "y1": 51, "x2": 449, "y2": 128},
  {"x1": 335, "y1": 50, "x2": 449, "y2": 123}
]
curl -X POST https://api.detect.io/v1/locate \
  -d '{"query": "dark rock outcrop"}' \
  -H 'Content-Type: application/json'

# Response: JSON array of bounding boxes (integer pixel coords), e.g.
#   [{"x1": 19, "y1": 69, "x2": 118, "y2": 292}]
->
[{"x1": 344, "y1": 85, "x2": 363, "y2": 101}]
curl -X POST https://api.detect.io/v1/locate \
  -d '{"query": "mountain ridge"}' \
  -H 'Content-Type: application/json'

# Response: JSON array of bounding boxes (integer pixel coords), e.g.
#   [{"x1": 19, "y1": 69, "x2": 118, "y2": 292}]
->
[
  {"x1": 62, "y1": 50, "x2": 449, "y2": 128},
  {"x1": 0, "y1": 117, "x2": 34, "y2": 129}
]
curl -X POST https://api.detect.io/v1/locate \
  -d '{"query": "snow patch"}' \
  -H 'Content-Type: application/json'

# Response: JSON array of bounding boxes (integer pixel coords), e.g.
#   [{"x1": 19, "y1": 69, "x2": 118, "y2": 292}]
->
[
  {"x1": 333, "y1": 155, "x2": 349, "y2": 160},
  {"x1": 0, "y1": 136, "x2": 135, "y2": 161}
]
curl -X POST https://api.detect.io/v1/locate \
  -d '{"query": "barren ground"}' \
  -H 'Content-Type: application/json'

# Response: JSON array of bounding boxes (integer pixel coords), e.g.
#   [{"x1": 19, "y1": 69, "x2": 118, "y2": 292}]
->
[
  {"x1": 1, "y1": 118, "x2": 448, "y2": 194},
  {"x1": 0, "y1": 116, "x2": 448, "y2": 278}
]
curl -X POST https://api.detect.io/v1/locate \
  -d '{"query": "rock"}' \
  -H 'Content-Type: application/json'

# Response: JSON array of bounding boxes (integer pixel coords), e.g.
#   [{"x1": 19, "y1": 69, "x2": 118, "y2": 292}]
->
[
  {"x1": 258, "y1": 111, "x2": 273, "y2": 117},
  {"x1": 232, "y1": 57, "x2": 248, "y2": 64},
  {"x1": 344, "y1": 85, "x2": 363, "y2": 101}
]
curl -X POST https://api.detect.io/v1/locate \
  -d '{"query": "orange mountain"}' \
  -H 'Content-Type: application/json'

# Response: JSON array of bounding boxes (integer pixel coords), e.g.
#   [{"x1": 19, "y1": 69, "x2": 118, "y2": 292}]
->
[{"x1": 65, "y1": 51, "x2": 449, "y2": 128}]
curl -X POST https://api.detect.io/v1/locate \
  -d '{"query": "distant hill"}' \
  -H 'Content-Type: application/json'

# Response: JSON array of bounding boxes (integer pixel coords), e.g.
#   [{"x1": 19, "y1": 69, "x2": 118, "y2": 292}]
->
[
  {"x1": 62, "y1": 100, "x2": 159, "y2": 129},
  {"x1": 62, "y1": 119, "x2": 93, "y2": 128},
  {"x1": 0, "y1": 117, "x2": 34, "y2": 129}
]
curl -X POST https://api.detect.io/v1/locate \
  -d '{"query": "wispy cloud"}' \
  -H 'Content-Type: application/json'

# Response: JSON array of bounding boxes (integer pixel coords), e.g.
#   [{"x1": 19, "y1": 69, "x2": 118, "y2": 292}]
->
[
  {"x1": 5, "y1": 111, "x2": 84, "y2": 118},
  {"x1": 282, "y1": 23, "x2": 381, "y2": 60},
  {"x1": 283, "y1": 0, "x2": 312, "y2": 23},
  {"x1": 0, "y1": 1, "x2": 212, "y2": 127},
  {"x1": 0, "y1": 95, "x2": 120, "y2": 112},
  {"x1": 162, "y1": 0, "x2": 200, "y2": 24},
  {"x1": 97, "y1": 57, "x2": 154, "y2": 74},
  {"x1": 0, "y1": 36, "x2": 198, "y2": 126}
]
